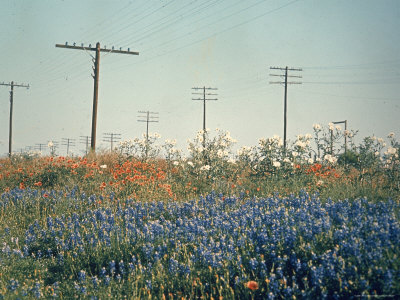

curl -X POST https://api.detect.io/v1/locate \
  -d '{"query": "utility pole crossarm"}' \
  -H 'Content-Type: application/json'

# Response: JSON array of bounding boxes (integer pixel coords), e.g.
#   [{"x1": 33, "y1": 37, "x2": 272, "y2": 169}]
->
[
  {"x1": 269, "y1": 82, "x2": 302, "y2": 84},
  {"x1": 55, "y1": 43, "x2": 139, "y2": 55},
  {"x1": 0, "y1": 82, "x2": 30, "y2": 88},
  {"x1": 270, "y1": 67, "x2": 303, "y2": 71}
]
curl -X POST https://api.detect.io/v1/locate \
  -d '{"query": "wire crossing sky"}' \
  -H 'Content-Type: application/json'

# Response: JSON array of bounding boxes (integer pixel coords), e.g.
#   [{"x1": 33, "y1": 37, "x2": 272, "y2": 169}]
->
[{"x1": 0, "y1": 0, "x2": 399, "y2": 156}]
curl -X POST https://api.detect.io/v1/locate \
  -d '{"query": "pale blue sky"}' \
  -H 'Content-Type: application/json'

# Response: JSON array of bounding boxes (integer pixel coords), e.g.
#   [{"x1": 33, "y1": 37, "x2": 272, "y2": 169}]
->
[{"x1": 0, "y1": 0, "x2": 399, "y2": 156}]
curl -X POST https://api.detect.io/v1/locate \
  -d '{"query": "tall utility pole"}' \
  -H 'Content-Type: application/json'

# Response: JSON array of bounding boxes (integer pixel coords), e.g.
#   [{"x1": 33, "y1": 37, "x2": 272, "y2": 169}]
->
[
  {"x1": 137, "y1": 111, "x2": 159, "y2": 142},
  {"x1": 103, "y1": 133, "x2": 121, "y2": 151},
  {"x1": 191, "y1": 86, "x2": 218, "y2": 147},
  {"x1": 62, "y1": 138, "x2": 76, "y2": 156},
  {"x1": 55, "y1": 42, "x2": 139, "y2": 152},
  {"x1": 269, "y1": 67, "x2": 302, "y2": 149},
  {"x1": 1, "y1": 81, "x2": 30, "y2": 156},
  {"x1": 80, "y1": 135, "x2": 91, "y2": 155}
]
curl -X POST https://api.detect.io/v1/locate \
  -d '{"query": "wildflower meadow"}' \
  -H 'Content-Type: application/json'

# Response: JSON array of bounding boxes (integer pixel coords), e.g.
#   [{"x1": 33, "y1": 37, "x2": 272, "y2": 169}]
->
[{"x1": 0, "y1": 124, "x2": 399, "y2": 299}]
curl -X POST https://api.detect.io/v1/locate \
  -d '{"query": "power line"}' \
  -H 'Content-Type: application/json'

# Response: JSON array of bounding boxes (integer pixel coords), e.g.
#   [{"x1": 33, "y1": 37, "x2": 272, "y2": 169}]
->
[
  {"x1": 0, "y1": 81, "x2": 30, "y2": 156},
  {"x1": 269, "y1": 66, "x2": 302, "y2": 149},
  {"x1": 55, "y1": 42, "x2": 139, "y2": 152},
  {"x1": 106, "y1": 0, "x2": 301, "y2": 73}
]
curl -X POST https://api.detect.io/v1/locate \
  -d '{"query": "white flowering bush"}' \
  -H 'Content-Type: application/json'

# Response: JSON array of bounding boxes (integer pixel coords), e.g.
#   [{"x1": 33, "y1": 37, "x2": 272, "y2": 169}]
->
[
  {"x1": 118, "y1": 133, "x2": 161, "y2": 161},
  {"x1": 162, "y1": 139, "x2": 182, "y2": 164},
  {"x1": 382, "y1": 133, "x2": 400, "y2": 190},
  {"x1": 186, "y1": 128, "x2": 237, "y2": 186},
  {"x1": 312, "y1": 123, "x2": 357, "y2": 159}
]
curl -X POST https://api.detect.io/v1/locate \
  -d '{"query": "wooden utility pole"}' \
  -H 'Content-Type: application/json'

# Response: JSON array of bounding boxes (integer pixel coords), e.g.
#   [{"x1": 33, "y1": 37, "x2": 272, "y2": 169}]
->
[
  {"x1": 0, "y1": 81, "x2": 29, "y2": 156},
  {"x1": 138, "y1": 111, "x2": 159, "y2": 158},
  {"x1": 103, "y1": 133, "x2": 121, "y2": 151},
  {"x1": 269, "y1": 67, "x2": 302, "y2": 149},
  {"x1": 192, "y1": 87, "x2": 218, "y2": 147},
  {"x1": 35, "y1": 143, "x2": 46, "y2": 152},
  {"x1": 137, "y1": 111, "x2": 159, "y2": 142},
  {"x1": 332, "y1": 120, "x2": 348, "y2": 155},
  {"x1": 62, "y1": 138, "x2": 76, "y2": 156},
  {"x1": 80, "y1": 135, "x2": 91, "y2": 155},
  {"x1": 55, "y1": 42, "x2": 139, "y2": 152}
]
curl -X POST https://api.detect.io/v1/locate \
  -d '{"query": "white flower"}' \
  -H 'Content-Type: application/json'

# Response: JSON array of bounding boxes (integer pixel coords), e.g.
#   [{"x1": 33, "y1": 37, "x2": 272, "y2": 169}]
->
[
  {"x1": 273, "y1": 161, "x2": 281, "y2": 168},
  {"x1": 308, "y1": 157, "x2": 314, "y2": 164},
  {"x1": 335, "y1": 125, "x2": 341, "y2": 131},
  {"x1": 100, "y1": 164, "x2": 107, "y2": 169},
  {"x1": 217, "y1": 149, "x2": 224, "y2": 158},
  {"x1": 317, "y1": 180, "x2": 324, "y2": 186},
  {"x1": 227, "y1": 158, "x2": 236, "y2": 164},
  {"x1": 328, "y1": 122, "x2": 334, "y2": 131},
  {"x1": 165, "y1": 139, "x2": 177, "y2": 145},
  {"x1": 305, "y1": 133, "x2": 312, "y2": 139},
  {"x1": 388, "y1": 132, "x2": 395, "y2": 138},
  {"x1": 272, "y1": 134, "x2": 280, "y2": 141},
  {"x1": 375, "y1": 151, "x2": 380, "y2": 157},
  {"x1": 324, "y1": 154, "x2": 337, "y2": 164},
  {"x1": 295, "y1": 140, "x2": 306, "y2": 149},
  {"x1": 200, "y1": 165, "x2": 211, "y2": 171},
  {"x1": 292, "y1": 151, "x2": 299, "y2": 157},
  {"x1": 173, "y1": 161, "x2": 179, "y2": 166},
  {"x1": 187, "y1": 161, "x2": 194, "y2": 167},
  {"x1": 48, "y1": 141, "x2": 54, "y2": 148},
  {"x1": 283, "y1": 157, "x2": 291, "y2": 163},
  {"x1": 387, "y1": 147, "x2": 397, "y2": 155},
  {"x1": 377, "y1": 138, "x2": 384, "y2": 145},
  {"x1": 313, "y1": 123, "x2": 321, "y2": 130}
]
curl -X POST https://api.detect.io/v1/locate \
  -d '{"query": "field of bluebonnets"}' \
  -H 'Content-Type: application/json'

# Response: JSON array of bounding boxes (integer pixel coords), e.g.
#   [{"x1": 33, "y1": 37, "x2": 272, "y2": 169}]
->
[{"x1": 0, "y1": 124, "x2": 399, "y2": 299}]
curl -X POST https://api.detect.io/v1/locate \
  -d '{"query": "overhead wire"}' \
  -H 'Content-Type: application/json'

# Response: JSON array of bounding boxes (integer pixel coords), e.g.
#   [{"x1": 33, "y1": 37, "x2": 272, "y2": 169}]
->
[
  {"x1": 106, "y1": 0, "x2": 302, "y2": 73},
  {"x1": 115, "y1": 0, "x2": 222, "y2": 48}
]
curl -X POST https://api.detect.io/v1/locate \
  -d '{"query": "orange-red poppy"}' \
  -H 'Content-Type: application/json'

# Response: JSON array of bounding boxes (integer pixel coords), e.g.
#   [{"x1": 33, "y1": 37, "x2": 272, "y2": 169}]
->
[{"x1": 246, "y1": 281, "x2": 259, "y2": 291}]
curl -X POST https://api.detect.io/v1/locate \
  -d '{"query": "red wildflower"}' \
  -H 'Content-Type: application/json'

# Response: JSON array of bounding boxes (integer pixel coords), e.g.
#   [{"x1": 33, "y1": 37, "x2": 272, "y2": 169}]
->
[{"x1": 246, "y1": 281, "x2": 259, "y2": 290}]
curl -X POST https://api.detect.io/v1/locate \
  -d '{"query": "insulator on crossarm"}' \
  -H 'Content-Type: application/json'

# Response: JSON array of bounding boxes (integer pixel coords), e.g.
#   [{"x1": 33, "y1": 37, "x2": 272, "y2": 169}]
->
[{"x1": 65, "y1": 42, "x2": 68, "y2": 45}]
